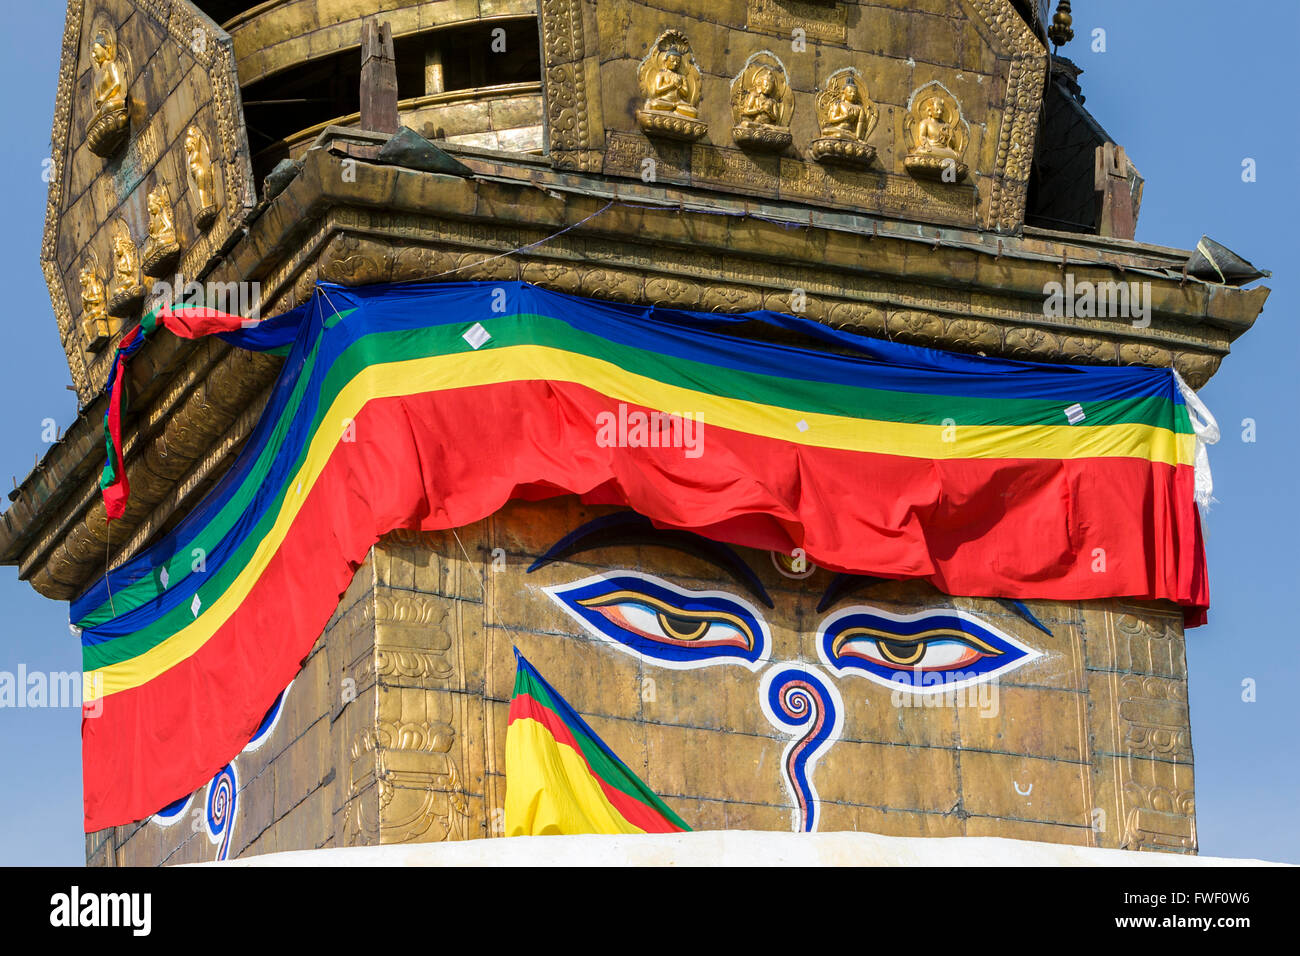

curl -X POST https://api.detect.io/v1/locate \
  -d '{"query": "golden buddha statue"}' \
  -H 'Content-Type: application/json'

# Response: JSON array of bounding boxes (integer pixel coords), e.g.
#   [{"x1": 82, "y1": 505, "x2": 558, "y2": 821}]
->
[
  {"x1": 916, "y1": 98, "x2": 958, "y2": 156},
  {"x1": 107, "y1": 221, "x2": 145, "y2": 317},
  {"x1": 729, "y1": 53, "x2": 793, "y2": 152},
  {"x1": 739, "y1": 68, "x2": 780, "y2": 126},
  {"x1": 903, "y1": 87, "x2": 969, "y2": 182},
  {"x1": 141, "y1": 184, "x2": 181, "y2": 277},
  {"x1": 646, "y1": 50, "x2": 696, "y2": 118},
  {"x1": 822, "y1": 81, "x2": 865, "y2": 139},
  {"x1": 635, "y1": 30, "x2": 707, "y2": 142},
  {"x1": 811, "y1": 70, "x2": 879, "y2": 167},
  {"x1": 78, "y1": 254, "x2": 115, "y2": 348},
  {"x1": 184, "y1": 125, "x2": 219, "y2": 230},
  {"x1": 86, "y1": 21, "x2": 130, "y2": 157}
]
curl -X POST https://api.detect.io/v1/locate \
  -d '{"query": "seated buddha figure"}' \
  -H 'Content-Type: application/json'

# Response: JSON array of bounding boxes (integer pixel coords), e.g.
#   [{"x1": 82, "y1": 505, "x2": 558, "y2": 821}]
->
[
  {"x1": 729, "y1": 58, "x2": 792, "y2": 152},
  {"x1": 141, "y1": 185, "x2": 181, "y2": 276},
  {"x1": 644, "y1": 47, "x2": 698, "y2": 120},
  {"x1": 738, "y1": 67, "x2": 780, "y2": 127},
  {"x1": 635, "y1": 31, "x2": 706, "y2": 142},
  {"x1": 86, "y1": 26, "x2": 130, "y2": 156},
  {"x1": 79, "y1": 257, "x2": 111, "y2": 345},
  {"x1": 184, "y1": 125, "x2": 219, "y2": 229},
  {"x1": 904, "y1": 90, "x2": 969, "y2": 181},
  {"x1": 821, "y1": 77, "x2": 867, "y2": 141},
  {"x1": 914, "y1": 96, "x2": 960, "y2": 159},
  {"x1": 810, "y1": 72, "x2": 877, "y2": 166},
  {"x1": 107, "y1": 224, "x2": 144, "y2": 317}
]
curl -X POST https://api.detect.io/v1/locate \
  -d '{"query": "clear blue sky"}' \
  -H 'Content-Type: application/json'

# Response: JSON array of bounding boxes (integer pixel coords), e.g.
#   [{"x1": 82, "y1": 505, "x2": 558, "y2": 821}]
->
[{"x1": 0, "y1": 2, "x2": 1295, "y2": 865}]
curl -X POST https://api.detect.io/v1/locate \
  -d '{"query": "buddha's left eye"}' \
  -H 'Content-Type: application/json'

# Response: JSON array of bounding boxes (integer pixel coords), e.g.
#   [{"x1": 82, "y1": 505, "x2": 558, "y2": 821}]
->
[
  {"x1": 819, "y1": 606, "x2": 1040, "y2": 692},
  {"x1": 545, "y1": 572, "x2": 770, "y2": 670},
  {"x1": 849, "y1": 634, "x2": 995, "y2": 670}
]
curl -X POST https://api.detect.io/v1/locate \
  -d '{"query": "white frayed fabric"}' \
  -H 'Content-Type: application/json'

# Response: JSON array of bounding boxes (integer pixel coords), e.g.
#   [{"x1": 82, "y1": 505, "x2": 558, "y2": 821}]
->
[{"x1": 1172, "y1": 369, "x2": 1219, "y2": 508}]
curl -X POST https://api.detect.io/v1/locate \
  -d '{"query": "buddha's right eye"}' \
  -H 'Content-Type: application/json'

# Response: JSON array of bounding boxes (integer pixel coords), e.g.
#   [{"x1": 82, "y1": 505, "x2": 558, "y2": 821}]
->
[{"x1": 546, "y1": 571, "x2": 771, "y2": 671}]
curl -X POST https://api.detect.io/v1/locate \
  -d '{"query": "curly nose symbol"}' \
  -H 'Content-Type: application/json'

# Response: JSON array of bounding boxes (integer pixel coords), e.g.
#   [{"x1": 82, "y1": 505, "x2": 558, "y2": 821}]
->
[
  {"x1": 759, "y1": 665, "x2": 844, "y2": 833},
  {"x1": 1014, "y1": 780, "x2": 1033, "y2": 797}
]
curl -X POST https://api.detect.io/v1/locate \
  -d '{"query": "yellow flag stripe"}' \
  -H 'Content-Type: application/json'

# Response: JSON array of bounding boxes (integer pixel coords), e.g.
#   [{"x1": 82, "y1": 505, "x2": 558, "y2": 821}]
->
[{"x1": 505, "y1": 716, "x2": 647, "y2": 836}]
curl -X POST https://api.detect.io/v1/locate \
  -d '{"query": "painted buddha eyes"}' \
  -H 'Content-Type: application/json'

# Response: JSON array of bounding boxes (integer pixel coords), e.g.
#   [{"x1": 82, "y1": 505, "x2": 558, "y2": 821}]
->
[
  {"x1": 819, "y1": 607, "x2": 1040, "y2": 692},
  {"x1": 580, "y1": 590, "x2": 753, "y2": 648},
  {"x1": 838, "y1": 628, "x2": 998, "y2": 669},
  {"x1": 549, "y1": 573, "x2": 1041, "y2": 690},
  {"x1": 545, "y1": 560, "x2": 1044, "y2": 835},
  {"x1": 545, "y1": 572, "x2": 770, "y2": 670}
]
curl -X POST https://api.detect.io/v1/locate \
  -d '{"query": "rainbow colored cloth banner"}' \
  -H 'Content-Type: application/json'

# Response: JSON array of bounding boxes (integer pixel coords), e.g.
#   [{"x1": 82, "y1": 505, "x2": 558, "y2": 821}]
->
[
  {"x1": 506, "y1": 650, "x2": 689, "y2": 835},
  {"x1": 74, "y1": 280, "x2": 1210, "y2": 830}
]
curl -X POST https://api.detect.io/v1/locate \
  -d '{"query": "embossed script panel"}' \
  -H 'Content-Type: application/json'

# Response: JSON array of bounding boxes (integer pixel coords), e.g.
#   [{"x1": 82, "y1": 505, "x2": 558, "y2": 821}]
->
[
  {"x1": 45, "y1": 0, "x2": 255, "y2": 401},
  {"x1": 540, "y1": 0, "x2": 1045, "y2": 232}
]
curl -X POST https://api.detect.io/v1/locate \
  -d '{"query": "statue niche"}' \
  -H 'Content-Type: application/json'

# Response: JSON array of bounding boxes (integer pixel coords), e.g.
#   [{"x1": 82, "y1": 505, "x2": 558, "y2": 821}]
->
[
  {"x1": 730, "y1": 52, "x2": 794, "y2": 153},
  {"x1": 86, "y1": 18, "x2": 130, "y2": 158},
  {"x1": 811, "y1": 69, "x2": 879, "y2": 168},
  {"x1": 141, "y1": 184, "x2": 181, "y2": 278},
  {"x1": 78, "y1": 252, "x2": 118, "y2": 350},
  {"x1": 184, "y1": 125, "x2": 219, "y2": 230},
  {"x1": 635, "y1": 30, "x2": 707, "y2": 143},
  {"x1": 903, "y1": 84, "x2": 970, "y2": 183},
  {"x1": 106, "y1": 220, "x2": 145, "y2": 318}
]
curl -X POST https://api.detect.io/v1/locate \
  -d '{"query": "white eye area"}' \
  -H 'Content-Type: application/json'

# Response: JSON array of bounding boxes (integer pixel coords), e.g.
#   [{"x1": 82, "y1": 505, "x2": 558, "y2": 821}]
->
[
  {"x1": 617, "y1": 602, "x2": 745, "y2": 644},
  {"x1": 620, "y1": 603, "x2": 664, "y2": 634}
]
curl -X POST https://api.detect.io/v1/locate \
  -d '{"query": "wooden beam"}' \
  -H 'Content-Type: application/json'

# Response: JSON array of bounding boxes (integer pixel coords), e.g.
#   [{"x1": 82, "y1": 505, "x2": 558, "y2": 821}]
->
[{"x1": 360, "y1": 19, "x2": 399, "y2": 135}]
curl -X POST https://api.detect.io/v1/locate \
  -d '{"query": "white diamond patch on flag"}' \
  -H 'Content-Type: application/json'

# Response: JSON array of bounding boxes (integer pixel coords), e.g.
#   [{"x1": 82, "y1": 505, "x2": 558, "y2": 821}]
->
[
  {"x1": 463, "y1": 323, "x2": 491, "y2": 350},
  {"x1": 1064, "y1": 403, "x2": 1085, "y2": 425},
  {"x1": 191, "y1": 594, "x2": 202, "y2": 617},
  {"x1": 159, "y1": 567, "x2": 169, "y2": 589}
]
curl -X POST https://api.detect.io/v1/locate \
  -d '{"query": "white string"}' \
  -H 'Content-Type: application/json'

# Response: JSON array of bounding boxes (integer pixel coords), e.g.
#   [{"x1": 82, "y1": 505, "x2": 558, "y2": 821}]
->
[
  {"x1": 388, "y1": 199, "x2": 617, "y2": 284},
  {"x1": 451, "y1": 526, "x2": 500, "y2": 636},
  {"x1": 450, "y1": 528, "x2": 487, "y2": 599},
  {"x1": 105, "y1": 521, "x2": 116, "y2": 617}
]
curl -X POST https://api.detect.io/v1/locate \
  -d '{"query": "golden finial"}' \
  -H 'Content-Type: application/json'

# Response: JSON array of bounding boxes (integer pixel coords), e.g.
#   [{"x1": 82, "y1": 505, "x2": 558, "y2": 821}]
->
[{"x1": 1048, "y1": 1, "x2": 1075, "y2": 49}]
